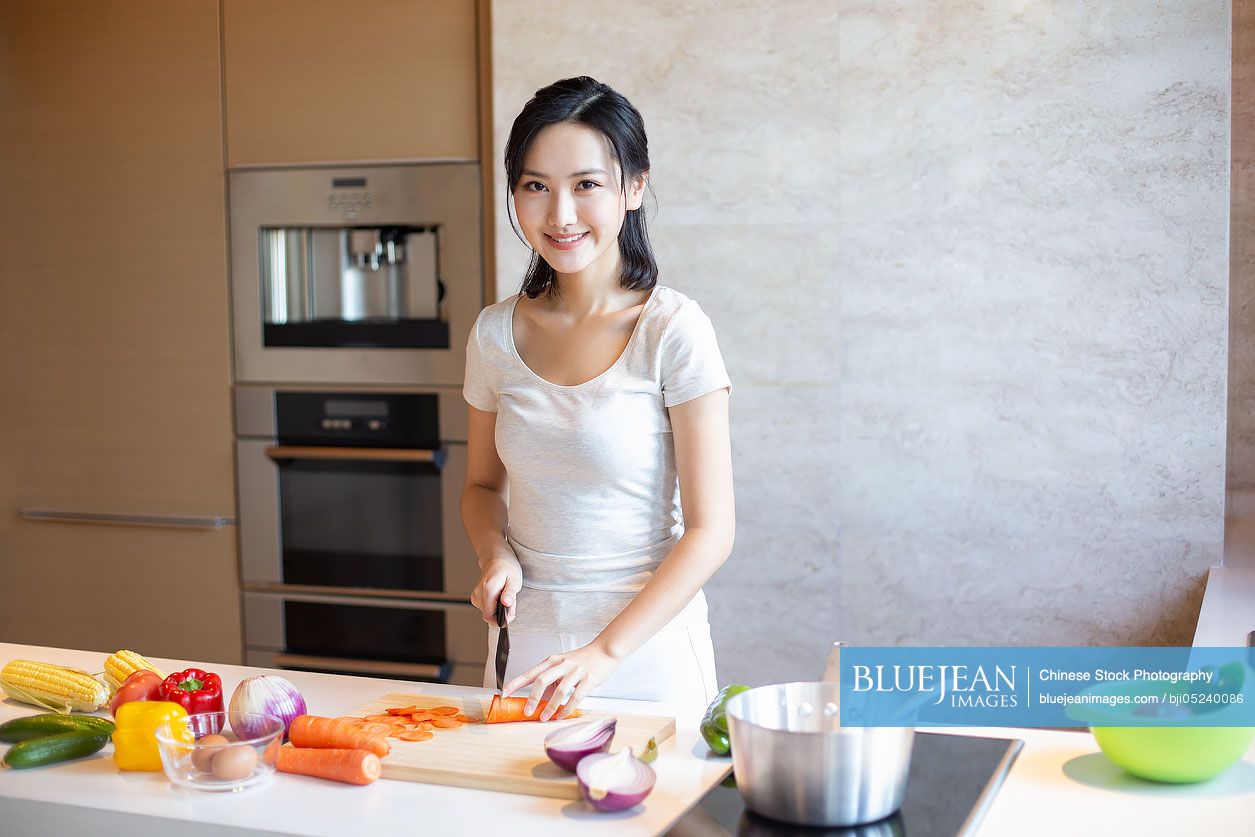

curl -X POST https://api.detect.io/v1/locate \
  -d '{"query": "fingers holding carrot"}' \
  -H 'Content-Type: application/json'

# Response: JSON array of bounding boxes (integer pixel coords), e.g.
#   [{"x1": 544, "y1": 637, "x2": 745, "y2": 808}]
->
[{"x1": 501, "y1": 642, "x2": 621, "y2": 720}]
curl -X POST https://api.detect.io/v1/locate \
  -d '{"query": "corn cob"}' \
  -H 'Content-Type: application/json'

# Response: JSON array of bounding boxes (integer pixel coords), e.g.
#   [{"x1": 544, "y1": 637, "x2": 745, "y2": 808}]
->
[
  {"x1": 103, "y1": 649, "x2": 164, "y2": 691},
  {"x1": 0, "y1": 660, "x2": 109, "y2": 713}
]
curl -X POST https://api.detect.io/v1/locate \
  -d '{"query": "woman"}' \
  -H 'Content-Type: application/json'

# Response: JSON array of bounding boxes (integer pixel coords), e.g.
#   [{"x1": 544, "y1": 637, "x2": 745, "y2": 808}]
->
[{"x1": 461, "y1": 76, "x2": 734, "y2": 722}]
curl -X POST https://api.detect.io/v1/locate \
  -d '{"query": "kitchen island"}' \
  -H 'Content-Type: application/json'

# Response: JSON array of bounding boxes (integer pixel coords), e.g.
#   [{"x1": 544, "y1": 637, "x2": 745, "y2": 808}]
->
[{"x1": 1, "y1": 643, "x2": 1252, "y2": 836}]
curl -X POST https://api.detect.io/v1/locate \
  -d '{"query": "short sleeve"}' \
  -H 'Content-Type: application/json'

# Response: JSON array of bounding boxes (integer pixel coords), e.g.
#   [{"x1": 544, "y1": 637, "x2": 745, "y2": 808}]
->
[
  {"x1": 660, "y1": 301, "x2": 732, "y2": 407},
  {"x1": 463, "y1": 311, "x2": 498, "y2": 412}
]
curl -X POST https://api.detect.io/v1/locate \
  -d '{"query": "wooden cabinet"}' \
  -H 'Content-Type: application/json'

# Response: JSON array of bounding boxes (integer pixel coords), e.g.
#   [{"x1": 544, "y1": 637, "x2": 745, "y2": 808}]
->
[
  {"x1": 222, "y1": 0, "x2": 480, "y2": 165},
  {"x1": 0, "y1": 1, "x2": 490, "y2": 663},
  {"x1": 0, "y1": 0, "x2": 242, "y2": 662}
]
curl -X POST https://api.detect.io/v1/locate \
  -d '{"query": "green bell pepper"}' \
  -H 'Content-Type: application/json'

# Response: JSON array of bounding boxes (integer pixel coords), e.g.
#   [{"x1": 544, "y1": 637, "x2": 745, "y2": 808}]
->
[{"x1": 700, "y1": 683, "x2": 750, "y2": 755}]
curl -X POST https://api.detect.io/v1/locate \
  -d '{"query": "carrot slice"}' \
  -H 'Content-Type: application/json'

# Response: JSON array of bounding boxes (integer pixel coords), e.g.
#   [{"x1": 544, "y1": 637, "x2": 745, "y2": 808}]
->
[
  {"x1": 429, "y1": 706, "x2": 460, "y2": 716},
  {"x1": 364, "y1": 713, "x2": 405, "y2": 723},
  {"x1": 396, "y1": 729, "x2": 434, "y2": 742},
  {"x1": 453, "y1": 714, "x2": 474, "y2": 723},
  {"x1": 484, "y1": 695, "x2": 584, "y2": 724},
  {"x1": 276, "y1": 747, "x2": 381, "y2": 785},
  {"x1": 289, "y1": 715, "x2": 391, "y2": 758},
  {"x1": 386, "y1": 706, "x2": 419, "y2": 715},
  {"x1": 430, "y1": 717, "x2": 463, "y2": 729}
]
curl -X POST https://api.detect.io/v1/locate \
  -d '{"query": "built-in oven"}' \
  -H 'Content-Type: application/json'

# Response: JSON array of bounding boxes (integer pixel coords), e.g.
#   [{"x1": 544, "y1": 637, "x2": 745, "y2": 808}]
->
[{"x1": 235, "y1": 385, "x2": 485, "y2": 686}]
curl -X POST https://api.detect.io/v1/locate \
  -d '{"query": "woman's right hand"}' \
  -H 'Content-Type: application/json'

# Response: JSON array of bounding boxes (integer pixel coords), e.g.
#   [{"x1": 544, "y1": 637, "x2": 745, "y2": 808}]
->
[{"x1": 470, "y1": 550, "x2": 523, "y2": 625}]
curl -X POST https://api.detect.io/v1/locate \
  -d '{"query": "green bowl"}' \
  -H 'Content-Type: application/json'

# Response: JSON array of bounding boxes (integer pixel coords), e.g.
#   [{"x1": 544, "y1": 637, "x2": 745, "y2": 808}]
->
[
  {"x1": 1090, "y1": 725, "x2": 1255, "y2": 783},
  {"x1": 1065, "y1": 661, "x2": 1255, "y2": 783}
]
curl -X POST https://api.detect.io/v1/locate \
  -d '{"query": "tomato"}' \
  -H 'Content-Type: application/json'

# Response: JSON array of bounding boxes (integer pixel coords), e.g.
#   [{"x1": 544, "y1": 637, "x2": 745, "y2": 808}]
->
[{"x1": 109, "y1": 670, "x2": 164, "y2": 717}]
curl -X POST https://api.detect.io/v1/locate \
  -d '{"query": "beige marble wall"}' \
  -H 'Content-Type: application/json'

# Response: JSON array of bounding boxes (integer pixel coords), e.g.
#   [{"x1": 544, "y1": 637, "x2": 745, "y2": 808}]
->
[
  {"x1": 491, "y1": 2, "x2": 1229, "y2": 687},
  {"x1": 1231, "y1": 2, "x2": 1255, "y2": 493}
]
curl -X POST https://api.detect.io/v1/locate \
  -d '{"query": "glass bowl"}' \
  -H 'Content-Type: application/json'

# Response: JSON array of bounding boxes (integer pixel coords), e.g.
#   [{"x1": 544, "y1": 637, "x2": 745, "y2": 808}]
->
[{"x1": 154, "y1": 711, "x2": 284, "y2": 792}]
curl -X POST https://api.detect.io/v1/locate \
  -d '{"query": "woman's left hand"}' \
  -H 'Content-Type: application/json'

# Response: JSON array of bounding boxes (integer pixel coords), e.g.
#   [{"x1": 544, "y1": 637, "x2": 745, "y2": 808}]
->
[{"x1": 502, "y1": 641, "x2": 621, "y2": 721}]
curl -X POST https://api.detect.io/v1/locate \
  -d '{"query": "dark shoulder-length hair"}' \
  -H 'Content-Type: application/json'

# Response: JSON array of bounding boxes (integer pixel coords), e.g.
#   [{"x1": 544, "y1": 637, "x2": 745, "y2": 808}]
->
[{"x1": 504, "y1": 76, "x2": 658, "y2": 299}]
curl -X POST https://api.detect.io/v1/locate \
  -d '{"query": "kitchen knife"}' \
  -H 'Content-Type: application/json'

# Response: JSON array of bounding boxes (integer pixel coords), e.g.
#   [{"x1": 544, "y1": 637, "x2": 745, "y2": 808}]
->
[{"x1": 494, "y1": 598, "x2": 509, "y2": 693}]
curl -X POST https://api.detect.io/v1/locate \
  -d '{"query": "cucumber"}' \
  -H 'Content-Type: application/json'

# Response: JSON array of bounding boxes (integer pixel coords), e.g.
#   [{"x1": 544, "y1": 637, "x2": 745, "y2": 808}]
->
[
  {"x1": 0, "y1": 713, "x2": 115, "y2": 742},
  {"x1": 3, "y1": 731, "x2": 109, "y2": 769}
]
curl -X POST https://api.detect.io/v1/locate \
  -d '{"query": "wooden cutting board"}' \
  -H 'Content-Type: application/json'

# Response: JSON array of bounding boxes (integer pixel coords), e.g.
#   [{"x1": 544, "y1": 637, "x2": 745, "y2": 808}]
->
[{"x1": 345, "y1": 692, "x2": 675, "y2": 799}]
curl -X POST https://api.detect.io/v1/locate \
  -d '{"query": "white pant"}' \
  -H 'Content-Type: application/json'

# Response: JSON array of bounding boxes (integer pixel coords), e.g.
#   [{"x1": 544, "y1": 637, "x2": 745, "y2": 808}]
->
[{"x1": 483, "y1": 591, "x2": 719, "y2": 716}]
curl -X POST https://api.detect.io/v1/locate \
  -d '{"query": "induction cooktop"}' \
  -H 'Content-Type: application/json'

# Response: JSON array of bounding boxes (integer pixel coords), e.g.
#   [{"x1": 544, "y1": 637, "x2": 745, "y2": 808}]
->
[{"x1": 667, "y1": 731, "x2": 1024, "y2": 836}]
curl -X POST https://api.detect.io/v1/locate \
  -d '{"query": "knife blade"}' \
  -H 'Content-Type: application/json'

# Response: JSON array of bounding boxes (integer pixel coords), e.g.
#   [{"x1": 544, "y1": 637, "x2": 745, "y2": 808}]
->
[{"x1": 494, "y1": 598, "x2": 509, "y2": 693}]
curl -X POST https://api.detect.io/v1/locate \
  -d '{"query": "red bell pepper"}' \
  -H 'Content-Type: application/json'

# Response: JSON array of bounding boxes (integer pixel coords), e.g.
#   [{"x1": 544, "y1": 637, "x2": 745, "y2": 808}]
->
[{"x1": 159, "y1": 668, "x2": 224, "y2": 715}]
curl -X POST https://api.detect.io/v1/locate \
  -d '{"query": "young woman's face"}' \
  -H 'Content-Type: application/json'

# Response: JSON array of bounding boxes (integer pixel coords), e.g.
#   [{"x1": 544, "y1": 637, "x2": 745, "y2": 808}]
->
[{"x1": 513, "y1": 122, "x2": 646, "y2": 281}]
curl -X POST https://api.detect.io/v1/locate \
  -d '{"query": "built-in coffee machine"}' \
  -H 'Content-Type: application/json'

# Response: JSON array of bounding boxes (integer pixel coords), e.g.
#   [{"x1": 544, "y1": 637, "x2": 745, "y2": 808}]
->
[
  {"x1": 228, "y1": 163, "x2": 486, "y2": 686},
  {"x1": 229, "y1": 163, "x2": 481, "y2": 386},
  {"x1": 259, "y1": 224, "x2": 444, "y2": 345}
]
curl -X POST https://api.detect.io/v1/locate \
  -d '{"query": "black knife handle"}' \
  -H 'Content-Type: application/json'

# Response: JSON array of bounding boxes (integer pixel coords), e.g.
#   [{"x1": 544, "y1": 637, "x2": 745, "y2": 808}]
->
[{"x1": 495, "y1": 597, "x2": 507, "y2": 629}]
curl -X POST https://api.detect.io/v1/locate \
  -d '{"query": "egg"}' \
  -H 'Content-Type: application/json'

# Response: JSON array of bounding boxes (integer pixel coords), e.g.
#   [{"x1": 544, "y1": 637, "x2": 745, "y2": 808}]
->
[
  {"x1": 191, "y1": 734, "x2": 230, "y2": 773},
  {"x1": 212, "y1": 744, "x2": 259, "y2": 781}
]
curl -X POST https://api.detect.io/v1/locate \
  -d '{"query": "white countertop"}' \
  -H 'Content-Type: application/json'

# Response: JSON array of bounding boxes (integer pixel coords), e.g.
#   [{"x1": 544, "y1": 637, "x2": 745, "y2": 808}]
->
[
  {"x1": 961, "y1": 725, "x2": 1255, "y2": 836},
  {"x1": 0, "y1": 643, "x2": 729, "y2": 837},
  {"x1": 1, "y1": 643, "x2": 1253, "y2": 836}
]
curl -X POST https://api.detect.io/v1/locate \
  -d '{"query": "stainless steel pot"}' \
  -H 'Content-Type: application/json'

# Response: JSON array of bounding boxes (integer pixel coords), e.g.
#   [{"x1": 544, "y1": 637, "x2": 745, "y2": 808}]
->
[{"x1": 727, "y1": 682, "x2": 914, "y2": 828}]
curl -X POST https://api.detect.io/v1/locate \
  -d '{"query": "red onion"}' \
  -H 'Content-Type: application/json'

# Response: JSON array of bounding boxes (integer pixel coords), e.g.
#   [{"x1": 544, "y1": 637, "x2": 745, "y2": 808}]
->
[
  {"x1": 576, "y1": 747, "x2": 656, "y2": 812},
  {"x1": 544, "y1": 718, "x2": 616, "y2": 772},
  {"x1": 228, "y1": 675, "x2": 306, "y2": 741}
]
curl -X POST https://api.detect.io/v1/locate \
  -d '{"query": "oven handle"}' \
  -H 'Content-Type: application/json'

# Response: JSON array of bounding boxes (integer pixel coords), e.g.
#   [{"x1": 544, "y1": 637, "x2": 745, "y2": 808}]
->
[
  {"x1": 272, "y1": 653, "x2": 446, "y2": 681},
  {"x1": 250, "y1": 588, "x2": 471, "y2": 613},
  {"x1": 265, "y1": 445, "x2": 442, "y2": 465}
]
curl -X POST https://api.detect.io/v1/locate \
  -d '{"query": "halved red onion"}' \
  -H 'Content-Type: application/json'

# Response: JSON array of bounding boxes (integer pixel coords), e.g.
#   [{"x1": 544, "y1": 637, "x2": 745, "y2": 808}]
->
[
  {"x1": 575, "y1": 747, "x2": 656, "y2": 812},
  {"x1": 544, "y1": 718, "x2": 616, "y2": 772}
]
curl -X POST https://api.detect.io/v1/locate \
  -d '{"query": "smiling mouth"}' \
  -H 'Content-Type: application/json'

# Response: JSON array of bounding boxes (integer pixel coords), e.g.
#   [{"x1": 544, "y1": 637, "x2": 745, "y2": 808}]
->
[{"x1": 545, "y1": 232, "x2": 589, "y2": 245}]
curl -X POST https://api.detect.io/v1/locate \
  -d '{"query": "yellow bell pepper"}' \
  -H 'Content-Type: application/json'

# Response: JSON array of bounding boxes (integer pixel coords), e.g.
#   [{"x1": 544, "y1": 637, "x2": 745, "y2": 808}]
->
[{"x1": 112, "y1": 700, "x2": 189, "y2": 771}]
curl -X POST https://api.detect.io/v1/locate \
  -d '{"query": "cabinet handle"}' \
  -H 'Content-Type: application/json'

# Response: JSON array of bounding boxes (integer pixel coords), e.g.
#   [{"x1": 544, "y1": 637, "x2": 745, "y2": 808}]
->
[{"x1": 17, "y1": 508, "x2": 236, "y2": 530}]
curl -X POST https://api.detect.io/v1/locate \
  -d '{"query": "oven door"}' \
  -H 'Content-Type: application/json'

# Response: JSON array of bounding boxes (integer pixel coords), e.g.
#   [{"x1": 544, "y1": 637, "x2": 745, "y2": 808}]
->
[
  {"x1": 242, "y1": 591, "x2": 485, "y2": 687},
  {"x1": 236, "y1": 439, "x2": 478, "y2": 599}
]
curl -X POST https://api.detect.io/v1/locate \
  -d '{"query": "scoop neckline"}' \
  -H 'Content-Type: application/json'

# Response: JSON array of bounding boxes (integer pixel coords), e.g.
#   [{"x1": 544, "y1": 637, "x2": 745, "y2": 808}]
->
[{"x1": 507, "y1": 286, "x2": 660, "y2": 391}]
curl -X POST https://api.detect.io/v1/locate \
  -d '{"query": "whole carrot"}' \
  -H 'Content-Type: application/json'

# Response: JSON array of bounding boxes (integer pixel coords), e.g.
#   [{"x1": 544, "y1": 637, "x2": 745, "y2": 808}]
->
[
  {"x1": 289, "y1": 714, "x2": 391, "y2": 757},
  {"x1": 276, "y1": 747, "x2": 381, "y2": 785}
]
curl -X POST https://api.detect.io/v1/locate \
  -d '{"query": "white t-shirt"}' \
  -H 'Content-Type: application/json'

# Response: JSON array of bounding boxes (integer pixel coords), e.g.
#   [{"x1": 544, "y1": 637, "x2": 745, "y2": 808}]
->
[{"x1": 463, "y1": 285, "x2": 731, "y2": 634}]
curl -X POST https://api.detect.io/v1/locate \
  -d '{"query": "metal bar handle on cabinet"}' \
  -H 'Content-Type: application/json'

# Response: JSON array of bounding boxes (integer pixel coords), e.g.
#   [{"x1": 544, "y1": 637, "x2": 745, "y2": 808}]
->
[
  {"x1": 17, "y1": 508, "x2": 236, "y2": 529},
  {"x1": 265, "y1": 445, "x2": 438, "y2": 463},
  {"x1": 272, "y1": 653, "x2": 444, "y2": 680}
]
